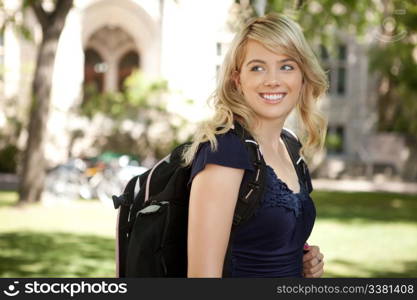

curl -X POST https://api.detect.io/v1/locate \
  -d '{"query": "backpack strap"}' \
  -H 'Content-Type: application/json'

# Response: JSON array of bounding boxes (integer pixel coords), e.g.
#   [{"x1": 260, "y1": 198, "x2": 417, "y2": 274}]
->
[
  {"x1": 144, "y1": 154, "x2": 171, "y2": 204},
  {"x1": 222, "y1": 122, "x2": 267, "y2": 277},
  {"x1": 281, "y1": 128, "x2": 313, "y2": 194},
  {"x1": 114, "y1": 175, "x2": 140, "y2": 277},
  {"x1": 231, "y1": 122, "x2": 267, "y2": 226}
]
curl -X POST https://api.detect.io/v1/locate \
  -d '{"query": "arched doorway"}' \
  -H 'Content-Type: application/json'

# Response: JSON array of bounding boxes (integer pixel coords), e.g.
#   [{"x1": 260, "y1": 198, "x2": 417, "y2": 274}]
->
[
  {"x1": 118, "y1": 50, "x2": 140, "y2": 91},
  {"x1": 83, "y1": 26, "x2": 139, "y2": 94},
  {"x1": 83, "y1": 48, "x2": 105, "y2": 97}
]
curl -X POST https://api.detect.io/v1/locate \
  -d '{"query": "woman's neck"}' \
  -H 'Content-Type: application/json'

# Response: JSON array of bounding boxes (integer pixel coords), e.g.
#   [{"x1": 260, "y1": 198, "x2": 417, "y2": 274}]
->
[{"x1": 251, "y1": 119, "x2": 285, "y2": 152}]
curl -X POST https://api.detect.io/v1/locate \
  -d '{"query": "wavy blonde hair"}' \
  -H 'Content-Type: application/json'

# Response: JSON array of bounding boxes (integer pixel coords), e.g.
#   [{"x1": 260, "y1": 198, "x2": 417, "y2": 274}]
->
[{"x1": 182, "y1": 13, "x2": 328, "y2": 165}]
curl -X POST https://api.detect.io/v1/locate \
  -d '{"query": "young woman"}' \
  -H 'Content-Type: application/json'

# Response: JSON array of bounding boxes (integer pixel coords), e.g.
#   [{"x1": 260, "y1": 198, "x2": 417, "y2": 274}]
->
[{"x1": 184, "y1": 13, "x2": 327, "y2": 278}]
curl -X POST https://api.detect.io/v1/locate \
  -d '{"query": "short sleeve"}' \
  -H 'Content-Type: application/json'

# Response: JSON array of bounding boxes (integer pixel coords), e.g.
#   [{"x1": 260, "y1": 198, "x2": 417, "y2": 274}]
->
[{"x1": 188, "y1": 131, "x2": 254, "y2": 185}]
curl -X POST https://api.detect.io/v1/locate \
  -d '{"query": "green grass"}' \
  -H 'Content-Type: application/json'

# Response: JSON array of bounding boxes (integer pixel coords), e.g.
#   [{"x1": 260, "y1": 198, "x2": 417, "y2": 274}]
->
[
  {"x1": 311, "y1": 191, "x2": 417, "y2": 224},
  {"x1": 0, "y1": 193, "x2": 117, "y2": 277},
  {"x1": 308, "y1": 190, "x2": 417, "y2": 278},
  {"x1": 0, "y1": 232, "x2": 115, "y2": 277},
  {"x1": 0, "y1": 197, "x2": 117, "y2": 236},
  {"x1": 0, "y1": 191, "x2": 18, "y2": 208},
  {"x1": 0, "y1": 190, "x2": 416, "y2": 277}
]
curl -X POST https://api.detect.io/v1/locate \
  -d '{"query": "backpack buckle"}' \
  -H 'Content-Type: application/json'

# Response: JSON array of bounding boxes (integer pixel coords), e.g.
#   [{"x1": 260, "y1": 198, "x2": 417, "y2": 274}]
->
[
  {"x1": 253, "y1": 161, "x2": 263, "y2": 168},
  {"x1": 112, "y1": 193, "x2": 131, "y2": 209},
  {"x1": 248, "y1": 182, "x2": 260, "y2": 189}
]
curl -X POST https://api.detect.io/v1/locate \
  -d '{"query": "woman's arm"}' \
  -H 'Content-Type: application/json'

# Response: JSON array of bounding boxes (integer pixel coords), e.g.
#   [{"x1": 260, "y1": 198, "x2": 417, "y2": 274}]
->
[{"x1": 187, "y1": 164, "x2": 244, "y2": 278}]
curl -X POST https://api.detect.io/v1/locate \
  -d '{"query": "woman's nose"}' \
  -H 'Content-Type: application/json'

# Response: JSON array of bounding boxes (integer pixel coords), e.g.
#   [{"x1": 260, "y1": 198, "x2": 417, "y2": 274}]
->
[
  {"x1": 264, "y1": 79, "x2": 280, "y2": 86},
  {"x1": 264, "y1": 72, "x2": 281, "y2": 86}
]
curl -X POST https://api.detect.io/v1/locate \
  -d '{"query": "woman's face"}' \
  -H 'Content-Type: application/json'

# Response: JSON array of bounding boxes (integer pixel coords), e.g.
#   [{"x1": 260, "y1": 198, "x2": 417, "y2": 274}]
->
[{"x1": 236, "y1": 39, "x2": 303, "y2": 124}]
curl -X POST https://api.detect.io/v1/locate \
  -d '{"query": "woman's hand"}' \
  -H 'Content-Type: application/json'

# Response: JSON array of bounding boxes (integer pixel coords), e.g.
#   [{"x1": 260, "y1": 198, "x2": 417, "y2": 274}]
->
[{"x1": 302, "y1": 244, "x2": 324, "y2": 278}]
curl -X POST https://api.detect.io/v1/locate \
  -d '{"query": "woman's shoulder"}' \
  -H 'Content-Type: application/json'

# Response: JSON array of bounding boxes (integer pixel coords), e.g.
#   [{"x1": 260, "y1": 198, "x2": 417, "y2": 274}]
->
[
  {"x1": 199, "y1": 130, "x2": 252, "y2": 163},
  {"x1": 189, "y1": 130, "x2": 254, "y2": 183}
]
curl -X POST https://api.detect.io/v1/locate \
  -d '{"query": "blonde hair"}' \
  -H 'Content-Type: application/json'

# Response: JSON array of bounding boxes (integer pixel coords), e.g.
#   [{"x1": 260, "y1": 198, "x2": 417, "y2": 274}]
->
[{"x1": 182, "y1": 13, "x2": 328, "y2": 165}]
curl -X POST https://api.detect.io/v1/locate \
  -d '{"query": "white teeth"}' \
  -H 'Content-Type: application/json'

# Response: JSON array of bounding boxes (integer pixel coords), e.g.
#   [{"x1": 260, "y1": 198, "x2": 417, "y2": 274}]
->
[{"x1": 261, "y1": 93, "x2": 285, "y2": 101}]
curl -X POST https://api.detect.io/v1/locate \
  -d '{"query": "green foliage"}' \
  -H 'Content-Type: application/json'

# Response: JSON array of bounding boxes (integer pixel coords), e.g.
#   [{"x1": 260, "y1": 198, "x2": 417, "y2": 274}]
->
[
  {"x1": 228, "y1": 1, "x2": 257, "y2": 32},
  {"x1": 266, "y1": 0, "x2": 379, "y2": 43},
  {"x1": 80, "y1": 85, "x2": 124, "y2": 119},
  {"x1": 13, "y1": 23, "x2": 33, "y2": 41},
  {"x1": 369, "y1": 34, "x2": 417, "y2": 135},
  {"x1": 0, "y1": 1, "x2": 34, "y2": 42},
  {"x1": 80, "y1": 70, "x2": 168, "y2": 120},
  {"x1": 0, "y1": 98, "x2": 23, "y2": 173},
  {"x1": 0, "y1": 145, "x2": 19, "y2": 173},
  {"x1": 124, "y1": 71, "x2": 168, "y2": 109},
  {"x1": 325, "y1": 131, "x2": 343, "y2": 153}
]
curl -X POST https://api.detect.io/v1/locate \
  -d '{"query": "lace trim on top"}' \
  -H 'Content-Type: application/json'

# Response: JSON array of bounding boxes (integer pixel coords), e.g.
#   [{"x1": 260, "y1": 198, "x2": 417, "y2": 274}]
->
[{"x1": 260, "y1": 166, "x2": 308, "y2": 218}]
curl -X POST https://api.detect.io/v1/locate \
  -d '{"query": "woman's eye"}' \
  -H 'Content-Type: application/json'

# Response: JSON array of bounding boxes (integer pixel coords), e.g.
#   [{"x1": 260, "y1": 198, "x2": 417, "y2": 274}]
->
[
  {"x1": 281, "y1": 64, "x2": 294, "y2": 71},
  {"x1": 250, "y1": 65, "x2": 265, "y2": 72}
]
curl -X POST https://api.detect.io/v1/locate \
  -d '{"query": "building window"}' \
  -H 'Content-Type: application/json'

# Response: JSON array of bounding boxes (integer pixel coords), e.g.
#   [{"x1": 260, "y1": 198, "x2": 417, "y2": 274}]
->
[
  {"x1": 215, "y1": 42, "x2": 222, "y2": 82},
  {"x1": 118, "y1": 50, "x2": 140, "y2": 91},
  {"x1": 319, "y1": 43, "x2": 347, "y2": 96},
  {"x1": 216, "y1": 42, "x2": 227, "y2": 82},
  {"x1": 338, "y1": 44, "x2": 347, "y2": 60},
  {"x1": 83, "y1": 48, "x2": 105, "y2": 103},
  {"x1": 215, "y1": 65, "x2": 219, "y2": 82},
  {"x1": 216, "y1": 42, "x2": 222, "y2": 56},
  {"x1": 326, "y1": 125, "x2": 345, "y2": 154},
  {"x1": 337, "y1": 66, "x2": 346, "y2": 95},
  {"x1": 336, "y1": 44, "x2": 347, "y2": 95},
  {"x1": 319, "y1": 45, "x2": 331, "y2": 90}
]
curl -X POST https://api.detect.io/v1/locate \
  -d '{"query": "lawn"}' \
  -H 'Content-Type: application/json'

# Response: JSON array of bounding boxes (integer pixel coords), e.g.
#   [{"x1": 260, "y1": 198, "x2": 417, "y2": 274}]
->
[
  {"x1": 309, "y1": 191, "x2": 417, "y2": 277},
  {"x1": 0, "y1": 192, "x2": 117, "y2": 277},
  {"x1": 0, "y1": 190, "x2": 416, "y2": 277}
]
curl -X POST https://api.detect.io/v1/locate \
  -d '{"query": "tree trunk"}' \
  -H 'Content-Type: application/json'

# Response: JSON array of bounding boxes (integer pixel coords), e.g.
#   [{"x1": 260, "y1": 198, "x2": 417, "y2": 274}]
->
[{"x1": 18, "y1": 0, "x2": 73, "y2": 204}]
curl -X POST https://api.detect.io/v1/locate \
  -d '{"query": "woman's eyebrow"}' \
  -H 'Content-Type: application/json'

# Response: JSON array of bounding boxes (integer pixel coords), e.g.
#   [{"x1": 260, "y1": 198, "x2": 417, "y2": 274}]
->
[
  {"x1": 245, "y1": 58, "x2": 296, "y2": 66},
  {"x1": 279, "y1": 58, "x2": 297, "y2": 63},
  {"x1": 246, "y1": 59, "x2": 266, "y2": 66}
]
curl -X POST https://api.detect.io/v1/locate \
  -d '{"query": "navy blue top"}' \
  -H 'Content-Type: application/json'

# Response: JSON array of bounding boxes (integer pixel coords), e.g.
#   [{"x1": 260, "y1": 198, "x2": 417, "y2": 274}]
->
[{"x1": 189, "y1": 130, "x2": 316, "y2": 278}]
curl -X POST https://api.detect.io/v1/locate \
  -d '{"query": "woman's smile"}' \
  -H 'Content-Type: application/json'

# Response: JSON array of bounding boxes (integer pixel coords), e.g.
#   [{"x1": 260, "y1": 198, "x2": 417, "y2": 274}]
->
[{"x1": 258, "y1": 92, "x2": 287, "y2": 103}]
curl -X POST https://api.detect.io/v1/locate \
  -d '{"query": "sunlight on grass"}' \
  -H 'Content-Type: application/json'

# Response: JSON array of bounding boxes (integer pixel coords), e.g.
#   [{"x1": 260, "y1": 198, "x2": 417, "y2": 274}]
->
[
  {"x1": 0, "y1": 191, "x2": 18, "y2": 207},
  {"x1": 0, "y1": 191, "x2": 117, "y2": 277},
  {"x1": 0, "y1": 198, "x2": 117, "y2": 237},
  {"x1": 0, "y1": 231, "x2": 115, "y2": 277},
  {"x1": 311, "y1": 190, "x2": 417, "y2": 224},
  {"x1": 309, "y1": 221, "x2": 417, "y2": 277}
]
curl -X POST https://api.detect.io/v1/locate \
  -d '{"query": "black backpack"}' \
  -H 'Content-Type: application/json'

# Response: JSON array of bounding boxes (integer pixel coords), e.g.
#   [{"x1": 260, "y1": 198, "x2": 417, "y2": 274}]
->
[{"x1": 113, "y1": 123, "x2": 313, "y2": 277}]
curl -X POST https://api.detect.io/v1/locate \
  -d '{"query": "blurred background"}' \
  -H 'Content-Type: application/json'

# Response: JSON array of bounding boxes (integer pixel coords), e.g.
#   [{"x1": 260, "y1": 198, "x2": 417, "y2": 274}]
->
[{"x1": 0, "y1": 0, "x2": 416, "y2": 277}]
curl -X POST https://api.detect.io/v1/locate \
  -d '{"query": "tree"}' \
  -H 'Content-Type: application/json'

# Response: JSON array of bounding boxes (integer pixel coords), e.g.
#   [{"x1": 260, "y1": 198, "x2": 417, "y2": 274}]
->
[{"x1": 18, "y1": 0, "x2": 73, "y2": 203}]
